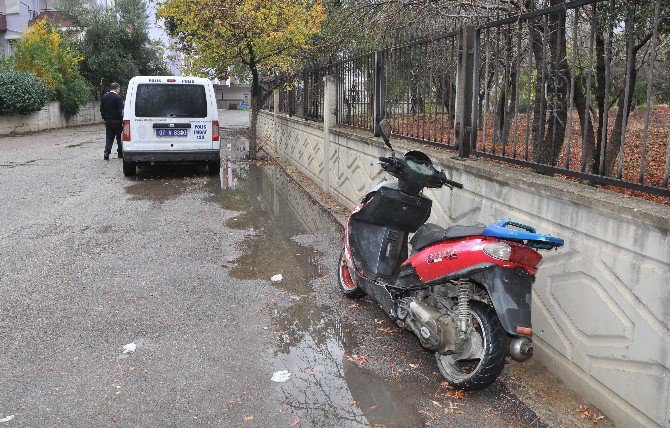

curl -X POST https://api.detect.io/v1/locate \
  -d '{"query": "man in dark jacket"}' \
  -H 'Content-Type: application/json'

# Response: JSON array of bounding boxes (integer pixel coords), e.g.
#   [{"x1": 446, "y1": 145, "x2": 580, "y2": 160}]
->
[{"x1": 100, "y1": 82, "x2": 124, "y2": 160}]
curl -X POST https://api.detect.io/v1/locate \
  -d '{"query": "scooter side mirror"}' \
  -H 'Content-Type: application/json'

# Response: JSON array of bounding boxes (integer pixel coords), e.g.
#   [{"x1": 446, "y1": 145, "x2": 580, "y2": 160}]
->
[{"x1": 378, "y1": 119, "x2": 393, "y2": 151}]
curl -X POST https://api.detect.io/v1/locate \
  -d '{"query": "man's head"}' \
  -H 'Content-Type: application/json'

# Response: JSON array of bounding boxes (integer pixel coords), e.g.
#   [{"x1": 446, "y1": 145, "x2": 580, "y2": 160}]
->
[{"x1": 110, "y1": 82, "x2": 120, "y2": 93}]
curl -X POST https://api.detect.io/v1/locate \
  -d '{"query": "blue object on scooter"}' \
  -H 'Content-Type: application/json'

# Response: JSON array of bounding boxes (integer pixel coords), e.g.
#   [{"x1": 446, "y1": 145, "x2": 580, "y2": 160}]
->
[{"x1": 483, "y1": 220, "x2": 564, "y2": 249}]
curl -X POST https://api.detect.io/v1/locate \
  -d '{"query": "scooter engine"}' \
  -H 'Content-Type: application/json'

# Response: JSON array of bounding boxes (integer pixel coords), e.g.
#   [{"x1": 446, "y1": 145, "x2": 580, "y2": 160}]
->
[{"x1": 396, "y1": 297, "x2": 457, "y2": 353}]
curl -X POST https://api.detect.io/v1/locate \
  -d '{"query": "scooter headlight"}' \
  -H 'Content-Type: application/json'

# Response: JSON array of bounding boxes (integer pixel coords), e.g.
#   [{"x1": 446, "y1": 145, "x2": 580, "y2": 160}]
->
[{"x1": 483, "y1": 242, "x2": 511, "y2": 261}]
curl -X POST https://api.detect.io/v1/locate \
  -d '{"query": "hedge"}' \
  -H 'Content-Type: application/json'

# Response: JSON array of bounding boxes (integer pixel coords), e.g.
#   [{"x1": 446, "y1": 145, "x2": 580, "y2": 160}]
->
[
  {"x1": 0, "y1": 69, "x2": 47, "y2": 115},
  {"x1": 58, "y1": 77, "x2": 90, "y2": 119}
]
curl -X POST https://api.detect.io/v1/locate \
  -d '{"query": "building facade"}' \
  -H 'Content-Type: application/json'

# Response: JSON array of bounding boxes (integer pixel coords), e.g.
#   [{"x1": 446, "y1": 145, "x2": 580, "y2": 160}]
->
[{"x1": 0, "y1": 0, "x2": 59, "y2": 57}]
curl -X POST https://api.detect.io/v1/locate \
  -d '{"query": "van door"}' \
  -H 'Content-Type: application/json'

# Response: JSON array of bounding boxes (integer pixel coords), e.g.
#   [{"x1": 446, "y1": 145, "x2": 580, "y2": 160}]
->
[{"x1": 130, "y1": 83, "x2": 213, "y2": 151}]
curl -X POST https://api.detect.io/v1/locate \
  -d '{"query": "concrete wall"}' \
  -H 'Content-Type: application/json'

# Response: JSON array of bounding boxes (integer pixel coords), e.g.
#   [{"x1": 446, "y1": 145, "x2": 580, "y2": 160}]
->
[
  {"x1": 0, "y1": 101, "x2": 103, "y2": 136},
  {"x1": 258, "y1": 109, "x2": 670, "y2": 428}
]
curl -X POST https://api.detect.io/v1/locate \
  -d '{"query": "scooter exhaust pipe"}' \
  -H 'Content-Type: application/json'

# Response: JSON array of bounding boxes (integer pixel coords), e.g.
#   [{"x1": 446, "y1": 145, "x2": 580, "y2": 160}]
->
[{"x1": 509, "y1": 337, "x2": 533, "y2": 362}]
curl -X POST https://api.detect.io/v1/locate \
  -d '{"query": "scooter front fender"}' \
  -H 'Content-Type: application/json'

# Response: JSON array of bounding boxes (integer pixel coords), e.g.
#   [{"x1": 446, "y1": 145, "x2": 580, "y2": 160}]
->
[{"x1": 470, "y1": 266, "x2": 533, "y2": 336}]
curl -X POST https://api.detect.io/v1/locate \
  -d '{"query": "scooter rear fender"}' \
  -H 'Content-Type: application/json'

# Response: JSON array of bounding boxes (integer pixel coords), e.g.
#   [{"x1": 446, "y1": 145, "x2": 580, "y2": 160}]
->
[{"x1": 469, "y1": 266, "x2": 533, "y2": 336}]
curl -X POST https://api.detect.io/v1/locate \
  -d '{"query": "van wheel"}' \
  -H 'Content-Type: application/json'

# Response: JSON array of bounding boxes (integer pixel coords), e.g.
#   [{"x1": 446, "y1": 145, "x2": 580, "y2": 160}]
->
[
  {"x1": 208, "y1": 160, "x2": 220, "y2": 175},
  {"x1": 122, "y1": 160, "x2": 136, "y2": 177}
]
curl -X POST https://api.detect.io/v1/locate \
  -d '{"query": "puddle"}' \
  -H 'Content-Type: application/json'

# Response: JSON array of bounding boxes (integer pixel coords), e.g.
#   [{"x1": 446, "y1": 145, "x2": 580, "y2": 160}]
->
[
  {"x1": 125, "y1": 168, "x2": 218, "y2": 203},
  {"x1": 218, "y1": 161, "x2": 424, "y2": 427},
  {"x1": 223, "y1": 163, "x2": 325, "y2": 291}
]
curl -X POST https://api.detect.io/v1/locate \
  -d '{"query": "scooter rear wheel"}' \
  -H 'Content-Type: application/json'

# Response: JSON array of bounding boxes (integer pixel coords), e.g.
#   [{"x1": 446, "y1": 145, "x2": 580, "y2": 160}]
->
[
  {"x1": 435, "y1": 300, "x2": 506, "y2": 390},
  {"x1": 337, "y1": 249, "x2": 365, "y2": 298}
]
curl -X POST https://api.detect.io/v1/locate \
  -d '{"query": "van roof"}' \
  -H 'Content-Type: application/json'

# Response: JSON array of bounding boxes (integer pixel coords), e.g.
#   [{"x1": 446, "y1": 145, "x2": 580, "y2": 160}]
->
[{"x1": 128, "y1": 76, "x2": 213, "y2": 85}]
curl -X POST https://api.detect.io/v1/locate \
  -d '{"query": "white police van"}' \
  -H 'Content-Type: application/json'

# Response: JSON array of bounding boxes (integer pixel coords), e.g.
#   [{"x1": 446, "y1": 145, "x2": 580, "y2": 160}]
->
[{"x1": 121, "y1": 76, "x2": 220, "y2": 176}]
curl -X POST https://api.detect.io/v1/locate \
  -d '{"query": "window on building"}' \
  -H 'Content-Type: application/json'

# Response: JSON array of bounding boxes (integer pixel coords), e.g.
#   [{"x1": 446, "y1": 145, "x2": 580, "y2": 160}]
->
[{"x1": 7, "y1": 40, "x2": 17, "y2": 57}]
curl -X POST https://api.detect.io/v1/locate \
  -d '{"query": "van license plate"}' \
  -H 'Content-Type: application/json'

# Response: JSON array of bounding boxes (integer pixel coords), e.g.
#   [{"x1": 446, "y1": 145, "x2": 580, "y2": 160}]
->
[{"x1": 156, "y1": 129, "x2": 187, "y2": 137}]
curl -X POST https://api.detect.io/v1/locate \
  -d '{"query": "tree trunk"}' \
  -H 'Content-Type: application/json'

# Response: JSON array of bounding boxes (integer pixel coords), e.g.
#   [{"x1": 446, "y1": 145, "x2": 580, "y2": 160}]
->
[
  {"x1": 529, "y1": 15, "x2": 547, "y2": 162},
  {"x1": 503, "y1": 62, "x2": 518, "y2": 150},
  {"x1": 603, "y1": 31, "x2": 651, "y2": 175},
  {"x1": 494, "y1": 85, "x2": 506, "y2": 146},
  {"x1": 249, "y1": 67, "x2": 260, "y2": 158},
  {"x1": 538, "y1": 2, "x2": 569, "y2": 166},
  {"x1": 573, "y1": 78, "x2": 596, "y2": 170},
  {"x1": 593, "y1": 32, "x2": 606, "y2": 174}
]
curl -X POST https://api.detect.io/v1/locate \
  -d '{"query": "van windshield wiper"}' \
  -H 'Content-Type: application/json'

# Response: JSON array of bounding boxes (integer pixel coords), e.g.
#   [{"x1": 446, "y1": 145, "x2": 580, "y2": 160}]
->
[{"x1": 168, "y1": 113, "x2": 191, "y2": 117}]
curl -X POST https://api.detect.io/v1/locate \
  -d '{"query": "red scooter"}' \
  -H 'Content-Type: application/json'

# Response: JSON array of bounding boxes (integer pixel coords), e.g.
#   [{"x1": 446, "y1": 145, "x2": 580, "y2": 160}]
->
[{"x1": 338, "y1": 120, "x2": 563, "y2": 390}]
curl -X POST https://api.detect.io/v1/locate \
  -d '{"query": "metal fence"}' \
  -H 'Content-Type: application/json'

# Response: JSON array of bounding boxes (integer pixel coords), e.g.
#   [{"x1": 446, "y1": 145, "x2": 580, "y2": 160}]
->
[
  {"x1": 272, "y1": 68, "x2": 330, "y2": 121},
  {"x1": 472, "y1": 0, "x2": 670, "y2": 197},
  {"x1": 333, "y1": 52, "x2": 376, "y2": 131},
  {"x1": 383, "y1": 31, "x2": 460, "y2": 148},
  {"x1": 261, "y1": 91, "x2": 273, "y2": 111},
  {"x1": 275, "y1": 0, "x2": 670, "y2": 197}
]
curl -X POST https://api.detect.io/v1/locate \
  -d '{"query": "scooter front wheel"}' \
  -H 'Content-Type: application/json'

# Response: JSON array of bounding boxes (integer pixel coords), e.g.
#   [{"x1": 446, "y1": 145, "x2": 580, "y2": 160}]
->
[
  {"x1": 337, "y1": 249, "x2": 365, "y2": 298},
  {"x1": 435, "y1": 300, "x2": 506, "y2": 390}
]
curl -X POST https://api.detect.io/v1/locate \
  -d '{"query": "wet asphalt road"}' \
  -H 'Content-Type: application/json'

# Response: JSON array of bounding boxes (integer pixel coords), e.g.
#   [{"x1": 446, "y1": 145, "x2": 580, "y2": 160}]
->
[{"x1": 1, "y1": 116, "x2": 546, "y2": 427}]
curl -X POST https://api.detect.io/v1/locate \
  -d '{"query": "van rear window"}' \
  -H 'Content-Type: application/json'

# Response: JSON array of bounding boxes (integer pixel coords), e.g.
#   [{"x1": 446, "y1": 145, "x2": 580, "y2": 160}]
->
[{"x1": 135, "y1": 84, "x2": 208, "y2": 118}]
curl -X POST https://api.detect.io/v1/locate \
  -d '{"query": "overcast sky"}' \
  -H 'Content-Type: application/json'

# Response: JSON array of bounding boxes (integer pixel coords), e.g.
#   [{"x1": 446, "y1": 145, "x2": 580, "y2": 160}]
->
[{"x1": 145, "y1": 0, "x2": 183, "y2": 75}]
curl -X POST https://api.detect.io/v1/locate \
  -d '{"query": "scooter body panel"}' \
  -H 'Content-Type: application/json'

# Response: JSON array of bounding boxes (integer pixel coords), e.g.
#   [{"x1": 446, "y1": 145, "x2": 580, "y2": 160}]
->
[{"x1": 404, "y1": 236, "x2": 538, "y2": 283}]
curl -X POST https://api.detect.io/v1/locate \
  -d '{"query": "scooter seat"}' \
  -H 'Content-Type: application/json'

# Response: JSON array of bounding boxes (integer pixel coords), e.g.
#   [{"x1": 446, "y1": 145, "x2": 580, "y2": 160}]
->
[{"x1": 410, "y1": 223, "x2": 485, "y2": 251}]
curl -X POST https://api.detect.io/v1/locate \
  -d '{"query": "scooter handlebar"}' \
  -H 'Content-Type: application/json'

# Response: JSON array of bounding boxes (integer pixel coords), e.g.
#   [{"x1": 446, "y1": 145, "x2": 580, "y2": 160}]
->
[
  {"x1": 378, "y1": 156, "x2": 463, "y2": 190},
  {"x1": 379, "y1": 156, "x2": 401, "y2": 173},
  {"x1": 438, "y1": 171, "x2": 463, "y2": 189}
]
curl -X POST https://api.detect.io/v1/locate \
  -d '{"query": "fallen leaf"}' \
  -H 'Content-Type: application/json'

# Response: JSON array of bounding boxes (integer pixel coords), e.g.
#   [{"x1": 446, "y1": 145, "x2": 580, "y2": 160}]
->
[
  {"x1": 579, "y1": 405, "x2": 605, "y2": 423},
  {"x1": 431, "y1": 400, "x2": 443, "y2": 408},
  {"x1": 443, "y1": 402, "x2": 465, "y2": 414},
  {"x1": 243, "y1": 415, "x2": 254, "y2": 421},
  {"x1": 290, "y1": 417, "x2": 301, "y2": 426},
  {"x1": 446, "y1": 390, "x2": 465, "y2": 400},
  {"x1": 345, "y1": 354, "x2": 367, "y2": 366}
]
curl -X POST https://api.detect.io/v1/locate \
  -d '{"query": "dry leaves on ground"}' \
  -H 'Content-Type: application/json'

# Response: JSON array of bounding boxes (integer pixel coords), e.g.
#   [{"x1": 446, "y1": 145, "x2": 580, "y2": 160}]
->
[
  {"x1": 579, "y1": 405, "x2": 605, "y2": 423},
  {"x1": 344, "y1": 354, "x2": 367, "y2": 366}
]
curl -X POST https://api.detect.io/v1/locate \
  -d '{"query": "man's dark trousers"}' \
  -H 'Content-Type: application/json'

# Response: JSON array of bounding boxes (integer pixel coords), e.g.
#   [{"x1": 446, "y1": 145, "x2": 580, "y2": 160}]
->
[
  {"x1": 100, "y1": 90, "x2": 125, "y2": 157},
  {"x1": 105, "y1": 120, "x2": 122, "y2": 155}
]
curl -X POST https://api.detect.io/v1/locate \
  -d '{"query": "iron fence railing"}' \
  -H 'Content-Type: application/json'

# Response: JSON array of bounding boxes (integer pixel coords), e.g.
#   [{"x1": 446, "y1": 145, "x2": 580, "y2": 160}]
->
[
  {"x1": 275, "y1": 71, "x2": 328, "y2": 121},
  {"x1": 277, "y1": 87, "x2": 293, "y2": 115},
  {"x1": 261, "y1": 91, "x2": 273, "y2": 111},
  {"x1": 304, "y1": 67, "x2": 328, "y2": 121},
  {"x1": 383, "y1": 31, "x2": 460, "y2": 148},
  {"x1": 333, "y1": 52, "x2": 375, "y2": 131},
  {"x1": 472, "y1": 0, "x2": 670, "y2": 197},
  {"x1": 273, "y1": 0, "x2": 670, "y2": 197}
]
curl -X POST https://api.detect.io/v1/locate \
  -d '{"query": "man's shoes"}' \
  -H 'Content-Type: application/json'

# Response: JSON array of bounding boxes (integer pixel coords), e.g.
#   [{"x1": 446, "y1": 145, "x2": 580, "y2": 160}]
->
[
  {"x1": 117, "y1": 152, "x2": 123, "y2": 159},
  {"x1": 104, "y1": 153, "x2": 110, "y2": 160}
]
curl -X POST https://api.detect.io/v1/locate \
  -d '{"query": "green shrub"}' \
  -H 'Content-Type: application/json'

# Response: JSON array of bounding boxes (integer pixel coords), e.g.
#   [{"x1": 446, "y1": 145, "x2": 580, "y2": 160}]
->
[
  {"x1": 58, "y1": 77, "x2": 90, "y2": 119},
  {"x1": 0, "y1": 69, "x2": 48, "y2": 115}
]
